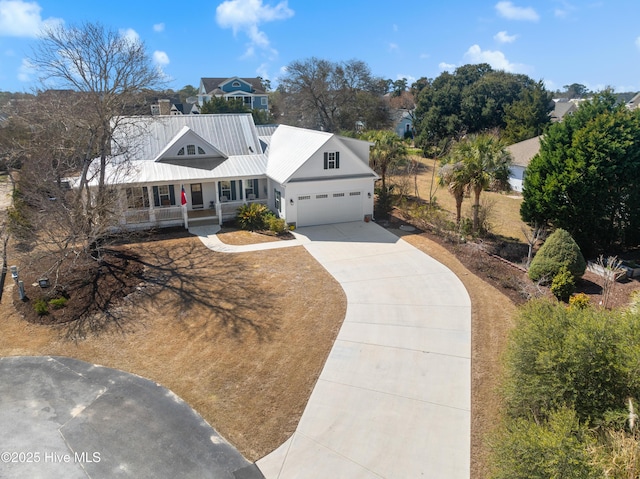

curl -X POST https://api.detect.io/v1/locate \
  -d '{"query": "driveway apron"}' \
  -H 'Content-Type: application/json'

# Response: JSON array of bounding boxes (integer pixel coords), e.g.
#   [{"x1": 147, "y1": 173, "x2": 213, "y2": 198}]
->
[{"x1": 256, "y1": 222, "x2": 471, "y2": 479}]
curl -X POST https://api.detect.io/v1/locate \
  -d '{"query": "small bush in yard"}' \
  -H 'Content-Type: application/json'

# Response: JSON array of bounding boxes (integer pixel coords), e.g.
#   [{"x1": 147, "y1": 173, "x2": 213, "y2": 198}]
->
[
  {"x1": 529, "y1": 228, "x2": 586, "y2": 283},
  {"x1": 34, "y1": 299, "x2": 49, "y2": 316},
  {"x1": 551, "y1": 266, "x2": 575, "y2": 302},
  {"x1": 48, "y1": 297, "x2": 68, "y2": 309},
  {"x1": 236, "y1": 202, "x2": 269, "y2": 231},
  {"x1": 569, "y1": 292, "x2": 590, "y2": 309},
  {"x1": 268, "y1": 216, "x2": 286, "y2": 234}
]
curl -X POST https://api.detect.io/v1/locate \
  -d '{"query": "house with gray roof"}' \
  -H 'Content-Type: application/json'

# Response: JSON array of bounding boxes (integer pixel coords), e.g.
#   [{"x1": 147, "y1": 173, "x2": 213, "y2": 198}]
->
[
  {"x1": 506, "y1": 135, "x2": 541, "y2": 192},
  {"x1": 198, "y1": 77, "x2": 269, "y2": 111},
  {"x1": 87, "y1": 114, "x2": 377, "y2": 230}
]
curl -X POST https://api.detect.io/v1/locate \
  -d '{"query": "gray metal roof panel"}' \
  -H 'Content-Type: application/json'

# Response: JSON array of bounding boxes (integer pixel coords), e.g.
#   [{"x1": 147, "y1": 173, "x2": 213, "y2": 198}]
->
[{"x1": 112, "y1": 114, "x2": 262, "y2": 159}]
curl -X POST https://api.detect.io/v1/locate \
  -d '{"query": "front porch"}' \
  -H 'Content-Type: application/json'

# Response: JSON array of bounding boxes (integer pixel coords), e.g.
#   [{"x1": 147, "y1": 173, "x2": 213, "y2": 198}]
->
[{"x1": 123, "y1": 198, "x2": 269, "y2": 229}]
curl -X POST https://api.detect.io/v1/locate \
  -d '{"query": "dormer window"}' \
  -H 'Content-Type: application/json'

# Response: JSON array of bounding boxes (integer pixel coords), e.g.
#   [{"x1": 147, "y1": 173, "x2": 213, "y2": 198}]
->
[
  {"x1": 177, "y1": 144, "x2": 206, "y2": 156},
  {"x1": 232, "y1": 81, "x2": 241, "y2": 87},
  {"x1": 324, "y1": 152, "x2": 340, "y2": 169}
]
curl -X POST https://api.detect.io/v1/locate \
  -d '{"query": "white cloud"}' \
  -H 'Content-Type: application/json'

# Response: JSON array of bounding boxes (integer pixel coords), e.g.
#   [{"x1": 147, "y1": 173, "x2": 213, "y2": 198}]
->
[
  {"x1": 463, "y1": 44, "x2": 528, "y2": 73},
  {"x1": 216, "y1": 0, "x2": 294, "y2": 57},
  {"x1": 495, "y1": 1, "x2": 539, "y2": 21},
  {"x1": 392, "y1": 23, "x2": 398, "y2": 32},
  {"x1": 153, "y1": 22, "x2": 165, "y2": 32},
  {"x1": 494, "y1": 30, "x2": 517, "y2": 43},
  {"x1": 636, "y1": 36, "x2": 640, "y2": 50},
  {"x1": 120, "y1": 28, "x2": 140, "y2": 44},
  {"x1": 0, "y1": 0, "x2": 63, "y2": 37},
  {"x1": 554, "y1": 1, "x2": 577, "y2": 18},
  {"x1": 256, "y1": 62, "x2": 269, "y2": 80},
  {"x1": 17, "y1": 57, "x2": 34, "y2": 81},
  {"x1": 439, "y1": 62, "x2": 456, "y2": 71},
  {"x1": 153, "y1": 50, "x2": 170, "y2": 66},
  {"x1": 389, "y1": 42, "x2": 398, "y2": 51},
  {"x1": 397, "y1": 74, "x2": 416, "y2": 85},
  {"x1": 419, "y1": 53, "x2": 430, "y2": 60}
]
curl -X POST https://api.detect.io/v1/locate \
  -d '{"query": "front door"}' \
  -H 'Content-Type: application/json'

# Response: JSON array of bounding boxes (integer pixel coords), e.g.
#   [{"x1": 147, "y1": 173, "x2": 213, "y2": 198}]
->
[{"x1": 191, "y1": 183, "x2": 203, "y2": 208}]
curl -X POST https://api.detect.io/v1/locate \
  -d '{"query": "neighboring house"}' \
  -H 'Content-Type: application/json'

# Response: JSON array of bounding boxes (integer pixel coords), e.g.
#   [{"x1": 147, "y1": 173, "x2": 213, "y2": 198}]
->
[
  {"x1": 150, "y1": 98, "x2": 200, "y2": 116},
  {"x1": 391, "y1": 109, "x2": 414, "y2": 139},
  {"x1": 550, "y1": 99, "x2": 579, "y2": 122},
  {"x1": 85, "y1": 114, "x2": 377, "y2": 230},
  {"x1": 198, "y1": 77, "x2": 269, "y2": 111},
  {"x1": 627, "y1": 92, "x2": 640, "y2": 110},
  {"x1": 506, "y1": 135, "x2": 541, "y2": 192}
]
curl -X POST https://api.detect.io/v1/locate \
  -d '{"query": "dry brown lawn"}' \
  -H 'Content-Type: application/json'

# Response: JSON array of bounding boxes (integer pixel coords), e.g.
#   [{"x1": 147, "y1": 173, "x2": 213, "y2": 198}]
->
[
  {"x1": 0, "y1": 235, "x2": 346, "y2": 462},
  {"x1": 1, "y1": 225, "x2": 516, "y2": 478},
  {"x1": 394, "y1": 155, "x2": 527, "y2": 242}
]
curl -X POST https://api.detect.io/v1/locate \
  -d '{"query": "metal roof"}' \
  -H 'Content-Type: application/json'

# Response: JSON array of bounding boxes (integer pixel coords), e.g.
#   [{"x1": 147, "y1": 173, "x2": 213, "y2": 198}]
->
[
  {"x1": 112, "y1": 114, "x2": 262, "y2": 159},
  {"x1": 266, "y1": 125, "x2": 333, "y2": 184},
  {"x1": 93, "y1": 154, "x2": 267, "y2": 186}
]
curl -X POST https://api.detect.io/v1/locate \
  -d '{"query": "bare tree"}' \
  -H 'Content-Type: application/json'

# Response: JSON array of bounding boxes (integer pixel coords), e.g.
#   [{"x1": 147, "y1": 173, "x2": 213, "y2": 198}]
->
[
  {"x1": 522, "y1": 222, "x2": 547, "y2": 268},
  {"x1": 277, "y1": 57, "x2": 389, "y2": 132},
  {"x1": 596, "y1": 255, "x2": 624, "y2": 309},
  {"x1": 6, "y1": 22, "x2": 165, "y2": 286},
  {"x1": 29, "y1": 22, "x2": 165, "y2": 203}
]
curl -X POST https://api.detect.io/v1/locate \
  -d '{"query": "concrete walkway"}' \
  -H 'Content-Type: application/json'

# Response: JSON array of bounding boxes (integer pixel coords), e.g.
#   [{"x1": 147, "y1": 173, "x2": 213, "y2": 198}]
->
[
  {"x1": 0, "y1": 356, "x2": 262, "y2": 479},
  {"x1": 193, "y1": 222, "x2": 471, "y2": 478}
]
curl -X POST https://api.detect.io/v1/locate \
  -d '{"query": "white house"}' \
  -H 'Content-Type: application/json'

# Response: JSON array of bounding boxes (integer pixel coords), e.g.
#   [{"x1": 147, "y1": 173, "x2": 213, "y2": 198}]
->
[
  {"x1": 86, "y1": 114, "x2": 377, "y2": 230},
  {"x1": 506, "y1": 135, "x2": 541, "y2": 192}
]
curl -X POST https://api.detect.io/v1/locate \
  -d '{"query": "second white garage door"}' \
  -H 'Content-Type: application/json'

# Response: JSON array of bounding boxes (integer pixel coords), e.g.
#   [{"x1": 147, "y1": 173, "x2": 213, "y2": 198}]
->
[{"x1": 296, "y1": 191, "x2": 363, "y2": 227}]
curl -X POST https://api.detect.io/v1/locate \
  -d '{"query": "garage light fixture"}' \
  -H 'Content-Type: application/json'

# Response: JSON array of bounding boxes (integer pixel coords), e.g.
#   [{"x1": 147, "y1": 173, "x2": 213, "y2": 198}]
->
[
  {"x1": 368, "y1": 192, "x2": 372, "y2": 198},
  {"x1": 290, "y1": 198, "x2": 294, "y2": 205}
]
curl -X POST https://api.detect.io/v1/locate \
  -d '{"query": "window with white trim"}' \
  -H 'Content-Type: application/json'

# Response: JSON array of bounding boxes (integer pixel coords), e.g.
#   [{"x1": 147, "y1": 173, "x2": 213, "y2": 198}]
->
[
  {"x1": 274, "y1": 189, "x2": 282, "y2": 212},
  {"x1": 126, "y1": 187, "x2": 149, "y2": 209},
  {"x1": 177, "y1": 144, "x2": 205, "y2": 156},
  {"x1": 158, "y1": 185, "x2": 171, "y2": 206},
  {"x1": 219, "y1": 181, "x2": 232, "y2": 201},
  {"x1": 323, "y1": 152, "x2": 340, "y2": 169},
  {"x1": 244, "y1": 179, "x2": 259, "y2": 199}
]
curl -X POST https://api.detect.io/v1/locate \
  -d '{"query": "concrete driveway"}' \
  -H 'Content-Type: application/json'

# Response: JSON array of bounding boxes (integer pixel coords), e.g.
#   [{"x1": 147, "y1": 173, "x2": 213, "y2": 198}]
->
[{"x1": 256, "y1": 222, "x2": 471, "y2": 479}]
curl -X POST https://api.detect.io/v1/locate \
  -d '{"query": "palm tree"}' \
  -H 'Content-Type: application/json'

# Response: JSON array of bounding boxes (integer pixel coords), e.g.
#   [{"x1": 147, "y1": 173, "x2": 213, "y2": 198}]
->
[
  {"x1": 365, "y1": 130, "x2": 408, "y2": 193},
  {"x1": 444, "y1": 133, "x2": 511, "y2": 231},
  {"x1": 438, "y1": 161, "x2": 468, "y2": 225}
]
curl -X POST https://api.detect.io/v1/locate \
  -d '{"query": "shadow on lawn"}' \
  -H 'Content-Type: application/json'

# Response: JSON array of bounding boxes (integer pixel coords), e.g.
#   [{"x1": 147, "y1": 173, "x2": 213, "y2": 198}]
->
[{"x1": 62, "y1": 240, "x2": 278, "y2": 342}]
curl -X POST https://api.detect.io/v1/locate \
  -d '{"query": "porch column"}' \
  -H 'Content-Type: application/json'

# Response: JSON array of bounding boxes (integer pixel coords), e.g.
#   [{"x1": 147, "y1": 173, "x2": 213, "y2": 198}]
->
[
  {"x1": 214, "y1": 180, "x2": 222, "y2": 225},
  {"x1": 146, "y1": 187, "x2": 156, "y2": 222}
]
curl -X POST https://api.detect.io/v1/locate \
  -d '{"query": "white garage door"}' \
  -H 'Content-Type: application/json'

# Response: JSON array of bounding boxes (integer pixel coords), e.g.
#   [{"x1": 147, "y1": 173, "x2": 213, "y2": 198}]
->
[{"x1": 297, "y1": 191, "x2": 363, "y2": 227}]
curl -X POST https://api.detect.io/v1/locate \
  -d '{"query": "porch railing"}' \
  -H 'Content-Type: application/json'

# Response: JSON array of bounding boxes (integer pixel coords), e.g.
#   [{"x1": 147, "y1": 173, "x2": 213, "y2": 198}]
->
[
  {"x1": 125, "y1": 209, "x2": 150, "y2": 224},
  {"x1": 154, "y1": 206, "x2": 183, "y2": 222},
  {"x1": 125, "y1": 206, "x2": 182, "y2": 224}
]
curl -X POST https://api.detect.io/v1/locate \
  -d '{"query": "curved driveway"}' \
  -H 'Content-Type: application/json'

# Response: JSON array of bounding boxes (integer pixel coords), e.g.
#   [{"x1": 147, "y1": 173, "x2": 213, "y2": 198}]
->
[{"x1": 194, "y1": 221, "x2": 471, "y2": 478}]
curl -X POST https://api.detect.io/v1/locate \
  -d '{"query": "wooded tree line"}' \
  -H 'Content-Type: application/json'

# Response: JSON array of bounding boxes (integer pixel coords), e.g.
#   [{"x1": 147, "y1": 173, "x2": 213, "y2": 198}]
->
[{"x1": 521, "y1": 91, "x2": 640, "y2": 256}]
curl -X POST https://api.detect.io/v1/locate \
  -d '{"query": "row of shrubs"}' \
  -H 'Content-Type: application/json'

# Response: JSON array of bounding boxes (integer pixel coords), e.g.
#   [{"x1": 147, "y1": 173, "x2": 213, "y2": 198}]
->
[
  {"x1": 34, "y1": 296, "x2": 67, "y2": 315},
  {"x1": 236, "y1": 203, "x2": 287, "y2": 234}
]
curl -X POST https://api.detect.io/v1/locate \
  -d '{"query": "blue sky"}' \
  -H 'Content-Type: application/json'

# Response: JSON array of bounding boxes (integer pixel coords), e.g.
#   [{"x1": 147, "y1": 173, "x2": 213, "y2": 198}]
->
[{"x1": 0, "y1": 0, "x2": 638, "y2": 94}]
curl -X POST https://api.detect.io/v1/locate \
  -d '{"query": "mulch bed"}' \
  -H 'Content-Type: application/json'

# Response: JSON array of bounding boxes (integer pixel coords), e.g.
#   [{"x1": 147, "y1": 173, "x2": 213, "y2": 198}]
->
[
  {"x1": 12, "y1": 248, "x2": 144, "y2": 326},
  {"x1": 386, "y1": 209, "x2": 639, "y2": 309}
]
